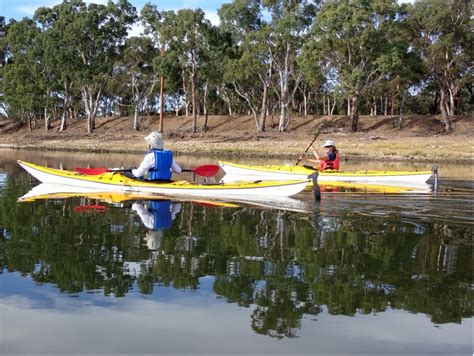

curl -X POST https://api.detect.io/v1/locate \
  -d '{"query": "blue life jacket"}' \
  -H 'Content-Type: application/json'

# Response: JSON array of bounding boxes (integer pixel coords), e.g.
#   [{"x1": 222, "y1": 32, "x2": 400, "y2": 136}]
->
[
  {"x1": 149, "y1": 200, "x2": 172, "y2": 230},
  {"x1": 147, "y1": 149, "x2": 173, "y2": 180}
]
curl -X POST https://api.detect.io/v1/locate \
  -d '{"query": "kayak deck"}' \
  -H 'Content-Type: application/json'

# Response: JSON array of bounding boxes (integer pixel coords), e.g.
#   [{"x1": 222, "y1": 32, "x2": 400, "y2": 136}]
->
[
  {"x1": 219, "y1": 161, "x2": 433, "y2": 185},
  {"x1": 18, "y1": 160, "x2": 310, "y2": 198}
]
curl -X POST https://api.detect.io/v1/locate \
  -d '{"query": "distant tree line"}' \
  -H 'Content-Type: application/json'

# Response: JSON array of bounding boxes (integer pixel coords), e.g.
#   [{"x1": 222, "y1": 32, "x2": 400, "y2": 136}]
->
[{"x1": 0, "y1": 0, "x2": 471, "y2": 133}]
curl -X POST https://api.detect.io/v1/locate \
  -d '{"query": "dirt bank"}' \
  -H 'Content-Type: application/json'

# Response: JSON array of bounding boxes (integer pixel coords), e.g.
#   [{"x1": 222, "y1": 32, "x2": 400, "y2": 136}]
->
[{"x1": 0, "y1": 114, "x2": 472, "y2": 162}]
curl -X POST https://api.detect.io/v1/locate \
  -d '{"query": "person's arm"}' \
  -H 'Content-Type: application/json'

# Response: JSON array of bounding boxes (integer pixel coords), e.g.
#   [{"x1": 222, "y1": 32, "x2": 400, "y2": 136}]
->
[
  {"x1": 131, "y1": 203, "x2": 154, "y2": 229},
  {"x1": 171, "y1": 159, "x2": 182, "y2": 173},
  {"x1": 311, "y1": 146, "x2": 320, "y2": 160},
  {"x1": 170, "y1": 202, "x2": 182, "y2": 219},
  {"x1": 132, "y1": 153, "x2": 154, "y2": 178}
]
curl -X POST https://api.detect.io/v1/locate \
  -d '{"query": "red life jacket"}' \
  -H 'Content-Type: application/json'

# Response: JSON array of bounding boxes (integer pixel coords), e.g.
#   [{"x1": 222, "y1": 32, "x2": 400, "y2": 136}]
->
[{"x1": 319, "y1": 153, "x2": 340, "y2": 171}]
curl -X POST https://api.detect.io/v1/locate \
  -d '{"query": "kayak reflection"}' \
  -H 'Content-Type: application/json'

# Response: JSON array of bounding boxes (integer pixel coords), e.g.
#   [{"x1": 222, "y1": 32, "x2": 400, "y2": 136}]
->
[{"x1": 18, "y1": 183, "x2": 310, "y2": 213}]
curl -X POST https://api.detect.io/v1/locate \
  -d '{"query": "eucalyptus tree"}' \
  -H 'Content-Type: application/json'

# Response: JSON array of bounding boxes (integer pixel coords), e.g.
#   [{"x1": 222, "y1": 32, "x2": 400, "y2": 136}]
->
[
  {"x1": 3, "y1": 19, "x2": 43, "y2": 129},
  {"x1": 305, "y1": 0, "x2": 404, "y2": 132},
  {"x1": 141, "y1": 4, "x2": 173, "y2": 131},
  {"x1": 142, "y1": 7, "x2": 212, "y2": 133},
  {"x1": 262, "y1": 0, "x2": 316, "y2": 132},
  {"x1": 33, "y1": 1, "x2": 87, "y2": 131},
  {"x1": 405, "y1": 0, "x2": 472, "y2": 132},
  {"x1": 120, "y1": 36, "x2": 158, "y2": 130},
  {"x1": 197, "y1": 26, "x2": 233, "y2": 131},
  {"x1": 168, "y1": 9, "x2": 212, "y2": 133},
  {"x1": 0, "y1": 16, "x2": 11, "y2": 114},
  {"x1": 219, "y1": 0, "x2": 275, "y2": 132},
  {"x1": 297, "y1": 41, "x2": 325, "y2": 116},
  {"x1": 154, "y1": 48, "x2": 185, "y2": 116},
  {"x1": 63, "y1": 0, "x2": 136, "y2": 133}
]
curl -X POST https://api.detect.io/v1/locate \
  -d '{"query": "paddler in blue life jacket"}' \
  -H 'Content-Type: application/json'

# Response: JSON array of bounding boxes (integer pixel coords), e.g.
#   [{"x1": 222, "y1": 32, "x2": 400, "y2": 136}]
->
[
  {"x1": 132, "y1": 132, "x2": 182, "y2": 180},
  {"x1": 299, "y1": 139, "x2": 340, "y2": 170},
  {"x1": 132, "y1": 200, "x2": 182, "y2": 250}
]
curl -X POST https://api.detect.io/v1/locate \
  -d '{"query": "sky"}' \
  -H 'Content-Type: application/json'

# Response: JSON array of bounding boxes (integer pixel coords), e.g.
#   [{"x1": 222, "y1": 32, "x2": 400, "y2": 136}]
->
[
  {"x1": 1, "y1": 0, "x2": 415, "y2": 24},
  {"x1": 1, "y1": 0, "x2": 226, "y2": 24}
]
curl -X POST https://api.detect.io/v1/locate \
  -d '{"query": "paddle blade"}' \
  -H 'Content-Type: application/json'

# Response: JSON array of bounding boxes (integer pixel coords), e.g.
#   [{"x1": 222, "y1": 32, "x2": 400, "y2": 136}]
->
[
  {"x1": 73, "y1": 204, "x2": 108, "y2": 212},
  {"x1": 191, "y1": 165, "x2": 220, "y2": 177},
  {"x1": 75, "y1": 167, "x2": 131, "y2": 175},
  {"x1": 75, "y1": 167, "x2": 108, "y2": 175}
]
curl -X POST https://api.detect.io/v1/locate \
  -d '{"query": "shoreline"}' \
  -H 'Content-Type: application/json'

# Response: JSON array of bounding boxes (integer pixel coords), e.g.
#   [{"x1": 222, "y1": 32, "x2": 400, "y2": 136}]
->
[
  {"x1": 0, "y1": 114, "x2": 472, "y2": 164},
  {"x1": 1, "y1": 142, "x2": 472, "y2": 164}
]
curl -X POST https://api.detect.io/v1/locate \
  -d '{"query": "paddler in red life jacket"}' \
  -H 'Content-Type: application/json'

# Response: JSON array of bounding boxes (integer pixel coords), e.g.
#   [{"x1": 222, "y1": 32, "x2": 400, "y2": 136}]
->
[
  {"x1": 132, "y1": 132, "x2": 182, "y2": 180},
  {"x1": 299, "y1": 139, "x2": 340, "y2": 170}
]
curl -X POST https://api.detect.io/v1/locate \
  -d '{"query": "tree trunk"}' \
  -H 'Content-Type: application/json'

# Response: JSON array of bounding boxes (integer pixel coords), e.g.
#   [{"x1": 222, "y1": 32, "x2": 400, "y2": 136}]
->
[
  {"x1": 191, "y1": 72, "x2": 197, "y2": 133},
  {"x1": 439, "y1": 89, "x2": 453, "y2": 132},
  {"x1": 391, "y1": 94, "x2": 395, "y2": 116},
  {"x1": 278, "y1": 48, "x2": 290, "y2": 132},
  {"x1": 202, "y1": 82, "x2": 209, "y2": 131},
  {"x1": 159, "y1": 47, "x2": 165, "y2": 133},
  {"x1": 303, "y1": 91, "x2": 307, "y2": 117},
  {"x1": 350, "y1": 94, "x2": 359, "y2": 132},
  {"x1": 219, "y1": 86, "x2": 233, "y2": 116},
  {"x1": 44, "y1": 107, "x2": 50, "y2": 132},
  {"x1": 257, "y1": 82, "x2": 268, "y2": 132},
  {"x1": 82, "y1": 86, "x2": 100, "y2": 134},
  {"x1": 330, "y1": 98, "x2": 336, "y2": 115},
  {"x1": 133, "y1": 106, "x2": 139, "y2": 131},
  {"x1": 59, "y1": 83, "x2": 70, "y2": 132},
  {"x1": 28, "y1": 112, "x2": 32, "y2": 131},
  {"x1": 448, "y1": 84, "x2": 457, "y2": 116},
  {"x1": 59, "y1": 92, "x2": 68, "y2": 132},
  {"x1": 278, "y1": 80, "x2": 289, "y2": 131},
  {"x1": 159, "y1": 74, "x2": 164, "y2": 132}
]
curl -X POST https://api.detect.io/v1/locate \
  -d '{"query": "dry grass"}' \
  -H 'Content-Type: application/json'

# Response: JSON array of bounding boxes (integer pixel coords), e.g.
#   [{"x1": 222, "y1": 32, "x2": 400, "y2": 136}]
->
[{"x1": 1, "y1": 114, "x2": 472, "y2": 162}]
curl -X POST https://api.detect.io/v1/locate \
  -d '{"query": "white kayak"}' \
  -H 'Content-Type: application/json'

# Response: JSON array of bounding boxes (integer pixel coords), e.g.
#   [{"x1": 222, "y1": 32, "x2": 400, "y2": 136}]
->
[
  {"x1": 218, "y1": 161, "x2": 434, "y2": 186},
  {"x1": 18, "y1": 160, "x2": 310, "y2": 199}
]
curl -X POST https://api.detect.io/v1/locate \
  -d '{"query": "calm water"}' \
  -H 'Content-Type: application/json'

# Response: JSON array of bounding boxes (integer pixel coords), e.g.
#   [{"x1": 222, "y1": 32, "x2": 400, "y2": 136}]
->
[{"x1": 0, "y1": 150, "x2": 472, "y2": 354}]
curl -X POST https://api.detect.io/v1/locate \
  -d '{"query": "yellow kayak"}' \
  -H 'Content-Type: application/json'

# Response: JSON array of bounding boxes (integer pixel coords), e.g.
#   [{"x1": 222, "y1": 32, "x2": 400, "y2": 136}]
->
[
  {"x1": 219, "y1": 161, "x2": 433, "y2": 186},
  {"x1": 18, "y1": 160, "x2": 310, "y2": 198}
]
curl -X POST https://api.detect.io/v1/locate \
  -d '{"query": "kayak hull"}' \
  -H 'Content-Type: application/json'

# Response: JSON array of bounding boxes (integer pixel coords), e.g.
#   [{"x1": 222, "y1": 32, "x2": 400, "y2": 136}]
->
[
  {"x1": 18, "y1": 160, "x2": 309, "y2": 198},
  {"x1": 218, "y1": 161, "x2": 433, "y2": 186}
]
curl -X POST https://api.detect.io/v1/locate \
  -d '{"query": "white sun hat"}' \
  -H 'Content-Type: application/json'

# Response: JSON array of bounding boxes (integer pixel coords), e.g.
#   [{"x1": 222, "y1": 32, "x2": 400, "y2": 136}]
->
[
  {"x1": 146, "y1": 230, "x2": 163, "y2": 250},
  {"x1": 144, "y1": 132, "x2": 164, "y2": 149},
  {"x1": 323, "y1": 139, "x2": 335, "y2": 147}
]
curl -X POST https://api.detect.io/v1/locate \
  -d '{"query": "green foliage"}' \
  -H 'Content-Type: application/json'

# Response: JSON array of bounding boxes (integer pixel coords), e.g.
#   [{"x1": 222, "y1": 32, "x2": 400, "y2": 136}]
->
[{"x1": 1, "y1": 0, "x2": 470, "y2": 133}]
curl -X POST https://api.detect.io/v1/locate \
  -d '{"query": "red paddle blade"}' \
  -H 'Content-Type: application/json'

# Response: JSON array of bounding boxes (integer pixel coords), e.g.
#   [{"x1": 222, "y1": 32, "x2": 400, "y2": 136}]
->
[
  {"x1": 73, "y1": 204, "x2": 108, "y2": 212},
  {"x1": 191, "y1": 165, "x2": 220, "y2": 177},
  {"x1": 75, "y1": 167, "x2": 108, "y2": 175}
]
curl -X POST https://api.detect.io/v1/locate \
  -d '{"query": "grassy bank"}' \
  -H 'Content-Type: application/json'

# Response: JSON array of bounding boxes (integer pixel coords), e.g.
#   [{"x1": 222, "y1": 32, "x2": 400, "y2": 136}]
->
[{"x1": 0, "y1": 114, "x2": 472, "y2": 162}]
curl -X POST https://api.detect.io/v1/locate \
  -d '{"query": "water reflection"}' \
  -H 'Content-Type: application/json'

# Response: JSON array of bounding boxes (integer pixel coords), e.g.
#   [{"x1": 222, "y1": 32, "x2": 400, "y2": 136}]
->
[
  {"x1": 132, "y1": 201, "x2": 181, "y2": 250},
  {"x1": 0, "y1": 162, "x2": 472, "y2": 351}
]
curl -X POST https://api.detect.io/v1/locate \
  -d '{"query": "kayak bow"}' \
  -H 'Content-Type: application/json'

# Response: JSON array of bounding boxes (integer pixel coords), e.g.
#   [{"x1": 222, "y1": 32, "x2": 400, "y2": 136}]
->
[{"x1": 18, "y1": 160, "x2": 309, "y2": 198}]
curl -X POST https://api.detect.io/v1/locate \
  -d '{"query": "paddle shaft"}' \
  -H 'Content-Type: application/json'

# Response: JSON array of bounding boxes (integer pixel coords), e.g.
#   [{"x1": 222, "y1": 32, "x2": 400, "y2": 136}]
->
[
  {"x1": 295, "y1": 130, "x2": 321, "y2": 166},
  {"x1": 75, "y1": 164, "x2": 219, "y2": 177}
]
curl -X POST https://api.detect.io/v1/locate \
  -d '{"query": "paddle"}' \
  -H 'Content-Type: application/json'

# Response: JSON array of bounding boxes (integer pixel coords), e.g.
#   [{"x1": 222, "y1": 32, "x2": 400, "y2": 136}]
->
[
  {"x1": 75, "y1": 164, "x2": 220, "y2": 177},
  {"x1": 295, "y1": 129, "x2": 321, "y2": 166}
]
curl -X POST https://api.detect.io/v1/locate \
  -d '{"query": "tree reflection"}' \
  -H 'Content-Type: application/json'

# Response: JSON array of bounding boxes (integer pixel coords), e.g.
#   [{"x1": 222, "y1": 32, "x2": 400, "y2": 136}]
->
[{"x1": 1, "y1": 177, "x2": 472, "y2": 338}]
